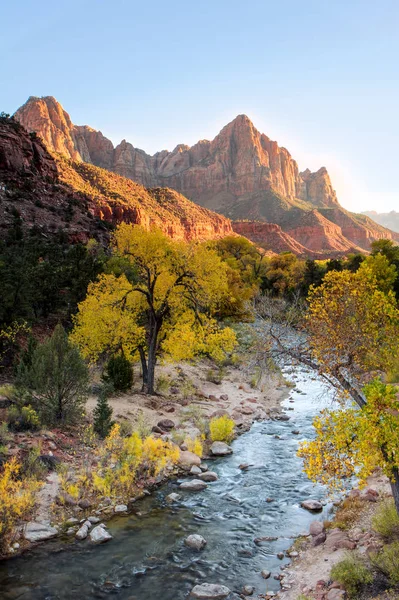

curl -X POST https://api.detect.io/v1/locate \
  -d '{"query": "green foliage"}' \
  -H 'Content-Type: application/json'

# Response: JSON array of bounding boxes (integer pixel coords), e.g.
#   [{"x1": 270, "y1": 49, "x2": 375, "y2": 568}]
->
[
  {"x1": 206, "y1": 367, "x2": 225, "y2": 384},
  {"x1": 20, "y1": 446, "x2": 47, "y2": 481},
  {"x1": 0, "y1": 227, "x2": 105, "y2": 329},
  {"x1": 330, "y1": 555, "x2": 373, "y2": 598},
  {"x1": 0, "y1": 423, "x2": 11, "y2": 447},
  {"x1": 104, "y1": 354, "x2": 133, "y2": 392},
  {"x1": 371, "y1": 542, "x2": 399, "y2": 585},
  {"x1": 156, "y1": 374, "x2": 171, "y2": 395},
  {"x1": 372, "y1": 500, "x2": 399, "y2": 540},
  {"x1": 93, "y1": 385, "x2": 114, "y2": 439},
  {"x1": 17, "y1": 324, "x2": 89, "y2": 425},
  {"x1": 209, "y1": 415, "x2": 235, "y2": 443},
  {"x1": 118, "y1": 419, "x2": 133, "y2": 437},
  {"x1": 7, "y1": 405, "x2": 40, "y2": 432}
]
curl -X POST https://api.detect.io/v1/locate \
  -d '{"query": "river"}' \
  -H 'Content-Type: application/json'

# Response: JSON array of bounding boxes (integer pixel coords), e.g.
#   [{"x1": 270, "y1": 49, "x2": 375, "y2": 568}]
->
[{"x1": 0, "y1": 363, "x2": 335, "y2": 599}]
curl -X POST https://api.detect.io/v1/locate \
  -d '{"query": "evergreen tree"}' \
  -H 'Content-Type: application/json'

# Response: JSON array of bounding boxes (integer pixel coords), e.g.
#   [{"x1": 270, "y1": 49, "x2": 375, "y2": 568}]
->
[{"x1": 93, "y1": 384, "x2": 114, "y2": 438}]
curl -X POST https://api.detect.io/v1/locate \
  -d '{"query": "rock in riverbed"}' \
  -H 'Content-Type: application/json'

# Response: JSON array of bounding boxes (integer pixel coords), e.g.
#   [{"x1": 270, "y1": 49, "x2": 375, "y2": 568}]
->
[
  {"x1": 89, "y1": 525, "x2": 112, "y2": 543},
  {"x1": 190, "y1": 465, "x2": 202, "y2": 475},
  {"x1": 114, "y1": 504, "x2": 128, "y2": 513},
  {"x1": 75, "y1": 524, "x2": 89, "y2": 540},
  {"x1": 180, "y1": 479, "x2": 208, "y2": 491},
  {"x1": 190, "y1": 583, "x2": 231, "y2": 598},
  {"x1": 166, "y1": 492, "x2": 181, "y2": 503},
  {"x1": 24, "y1": 522, "x2": 58, "y2": 543},
  {"x1": 199, "y1": 471, "x2": 218, "y2": 482},
  {"x1": 210, "y1": 442, "x2": 233, "y2": 456},
  {"x1": 184, "y1": 534, "x2": 207, "y2": 550},
  {"x1": 301, "y1": 499, "x2": 323, "y2": 512}
]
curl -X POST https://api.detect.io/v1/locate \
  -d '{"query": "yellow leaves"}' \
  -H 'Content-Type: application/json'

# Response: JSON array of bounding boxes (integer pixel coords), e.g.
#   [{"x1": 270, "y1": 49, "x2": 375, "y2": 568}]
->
[
  {"x1": 70, "y1": 274, "x2": 145, "y2": 362},
  {"x1": 185, "y1": 436, "x2": 204, "y2": 457},
  {"x1": 209, "y1": 415, "x2": 235, "y2": 443},
  {"x1": 64, "y1": 425, "x2": 180, "y2": 501},
  {"x1": 162, "y1": 313, "x2": 237, "y2": 363},
  {"x1": 0, "y1": 458, "x2": 40, "y2": 550},
  {"x1": 306, "y1": 268, "x2": 399, "y2": 381},
  {"x1": 71, "y1": 225, "x2": 238, "y2": 368},
  {"x1": 298, "y1": 379, "x2": 399, "y2": 491}
]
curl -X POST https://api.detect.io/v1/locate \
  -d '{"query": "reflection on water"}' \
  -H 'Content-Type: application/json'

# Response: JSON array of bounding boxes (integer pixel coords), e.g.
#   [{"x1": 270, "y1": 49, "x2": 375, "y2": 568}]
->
[{"x1": 0, "y1": 365, "x2": 335, "y2": 599}]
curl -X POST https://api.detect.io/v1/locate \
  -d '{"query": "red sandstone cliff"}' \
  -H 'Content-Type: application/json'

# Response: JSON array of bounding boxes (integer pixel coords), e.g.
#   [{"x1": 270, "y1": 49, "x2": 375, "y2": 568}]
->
[
  {"x1": 14, "y1": 96, "x2": 399, "y2": 255},
  {"x1": 0, "y1": 116, "x2": 233, "y2": 244}
]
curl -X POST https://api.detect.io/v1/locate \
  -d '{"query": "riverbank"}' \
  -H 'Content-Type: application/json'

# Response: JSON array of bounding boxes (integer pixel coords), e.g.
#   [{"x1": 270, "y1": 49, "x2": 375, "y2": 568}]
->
[
  {"x1": 277, "y1": 473, "x2": 395, "y2": 600},
  {"x1": 3, "y1": 358, "x2": 290, "y2": 558},
  {"x1": 0, "y1": 361, "x2": 341, "y2": 600}
]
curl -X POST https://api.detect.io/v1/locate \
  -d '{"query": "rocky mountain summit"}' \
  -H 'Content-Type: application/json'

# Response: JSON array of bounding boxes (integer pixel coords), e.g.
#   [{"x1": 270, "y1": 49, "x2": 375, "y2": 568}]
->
[
  {"x1": 14, "y1": 96, "x2": 399, "y2": 254},
  {"x1": 0, "y1": 115, "x2": 233, "y2": 244}
]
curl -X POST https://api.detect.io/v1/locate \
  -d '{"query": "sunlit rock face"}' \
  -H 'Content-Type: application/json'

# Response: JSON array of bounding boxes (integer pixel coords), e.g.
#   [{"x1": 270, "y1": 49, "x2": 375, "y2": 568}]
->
[{"x1": 15, "y1": 96, "x2": 399, "y2": 255}]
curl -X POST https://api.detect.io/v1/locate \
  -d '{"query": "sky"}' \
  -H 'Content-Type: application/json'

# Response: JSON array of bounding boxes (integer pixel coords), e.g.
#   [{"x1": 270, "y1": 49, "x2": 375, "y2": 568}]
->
[{"x1": 1, "y1": 0, "x2": 398, "y2": 213}]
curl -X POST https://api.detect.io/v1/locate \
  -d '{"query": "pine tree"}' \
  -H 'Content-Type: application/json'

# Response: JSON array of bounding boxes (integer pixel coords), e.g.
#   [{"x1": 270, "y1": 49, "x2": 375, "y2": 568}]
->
[{"x1": 93, "y1": 385, "x2": 114, "y2": 439}]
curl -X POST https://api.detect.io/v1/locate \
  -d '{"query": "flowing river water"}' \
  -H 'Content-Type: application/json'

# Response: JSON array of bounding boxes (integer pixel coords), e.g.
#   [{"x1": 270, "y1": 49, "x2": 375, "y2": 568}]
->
[{"x1": 0, "y1": 363, "x2": 336, "y2": 600}]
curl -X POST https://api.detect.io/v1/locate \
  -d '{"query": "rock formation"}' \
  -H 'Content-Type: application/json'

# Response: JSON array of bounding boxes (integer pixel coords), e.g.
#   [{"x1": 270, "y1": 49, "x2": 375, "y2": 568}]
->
[
  {"x1": 0, "y1": 116, "x2": 233, "y2": 245},
  {"x1": 14, "y1": 96, "x2": 399, "y2": 254}
]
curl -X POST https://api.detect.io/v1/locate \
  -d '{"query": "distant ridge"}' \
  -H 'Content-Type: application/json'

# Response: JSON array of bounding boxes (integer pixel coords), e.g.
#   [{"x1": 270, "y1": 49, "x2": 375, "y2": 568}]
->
[{"x1": 14, "y1": 96, "x2": 399, "y2": 254}]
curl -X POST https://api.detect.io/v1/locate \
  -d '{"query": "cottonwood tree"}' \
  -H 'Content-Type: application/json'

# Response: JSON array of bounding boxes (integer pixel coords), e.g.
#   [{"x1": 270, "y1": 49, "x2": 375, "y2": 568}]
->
[
  {"x1": 71, "y1": 225, "x2": 237, "y2": 394},
  {"x1": 260, "y1": 264, "x2": 399, "y2": 512}
]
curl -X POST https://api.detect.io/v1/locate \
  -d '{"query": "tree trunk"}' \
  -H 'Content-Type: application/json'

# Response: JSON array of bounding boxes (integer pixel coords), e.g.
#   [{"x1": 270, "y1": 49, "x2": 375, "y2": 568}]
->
[
  {"x1": 390, "y1": 468, "x2": 399, "y2": 515},
  {"x1": 138, "y1": 346, "x2": 148, "y2": 392},
  {"x1": 143, "y1": 320, "x2": 161, "y2": 395}
]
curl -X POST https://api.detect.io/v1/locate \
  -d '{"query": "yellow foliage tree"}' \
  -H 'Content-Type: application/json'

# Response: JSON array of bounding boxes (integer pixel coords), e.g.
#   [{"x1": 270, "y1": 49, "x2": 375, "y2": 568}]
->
[
  {"x1": 71, "y1": 225, "x2": 237, "y2": 394},
  {"x1": 299, "y1": 268, "x2": 399, "y2": 512}
]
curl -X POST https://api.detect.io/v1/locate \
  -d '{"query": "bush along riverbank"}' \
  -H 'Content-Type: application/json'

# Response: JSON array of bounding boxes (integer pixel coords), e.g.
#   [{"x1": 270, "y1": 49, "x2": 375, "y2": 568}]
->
[{"x1": 0, "y1": 355, "x2": 290, "y2": 560}]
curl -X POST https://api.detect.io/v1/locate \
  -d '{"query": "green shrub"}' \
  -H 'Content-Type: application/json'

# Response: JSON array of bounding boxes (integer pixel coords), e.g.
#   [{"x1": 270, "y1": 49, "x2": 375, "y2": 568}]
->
[
  {"x1": 0, "y1": 422, "x2": 11, "y2": 446},
  {"x1": 118, "y1": 419, "x2": 133, "y2": 437},
  {"x1": 156, "y1": 374, "x2": 170, "y2": 395},
  {"x1": 93, "y1": 385, "x2": 114, "y2": 439},
  {"x1": 206, "y1": 368, "x2": 225, "y2": 384},
  {"x1": 330, "y1": 555, "x2": 372, "y2": 598},
  {"x1": 7, "y1": 404, "x2": 40, "y2": 432},
  {"x1": 16, "y1": 324, "x2": 89, "y2": 425},
  {"x1": 371, "y1": 541, "x2": 399, "y2": 585},
  {"x1": 104, "y1": 354, "x2": 133, "y2": 392},
  {"x1": 20, "y1": 446, "x2": 47, "y2": 480},
  {"x1": 372, "y1": 499, "x2": 399, "y2": 540},
  {"x1": 209, "y1": 415, "x2": 235, "y2": 443},
  {"x1": 134, "y1": 411, "x2": 151, "y2": 439}
]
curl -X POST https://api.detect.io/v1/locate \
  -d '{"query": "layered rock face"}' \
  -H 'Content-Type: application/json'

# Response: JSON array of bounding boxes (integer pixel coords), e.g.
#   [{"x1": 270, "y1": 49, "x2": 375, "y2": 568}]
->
[
  {"x1": 15, "y1": 96, "x2": 399, "y2": 255},
  {"x1": 0, "y1": 117, "x2": 233, "y2": 244}
]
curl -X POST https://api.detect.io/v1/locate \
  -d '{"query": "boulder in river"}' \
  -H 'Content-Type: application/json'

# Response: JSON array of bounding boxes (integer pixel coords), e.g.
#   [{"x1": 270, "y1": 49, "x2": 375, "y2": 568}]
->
[
  {"x1": 199, "y1": 471, "x2": 218, "y2": 482},
  {"x1": 301, "y1": 499, "x2": 323, "y2": 512},
  {"x1": 89, "y1": 525, "x2": 112, "y2": 543},
  {"x1": 114, "y1": 504, "x2": 128, "y2": 513},
  {"x1": 166, "y1": 492, "x2": 181, "y2": 503},
  {"x1": 242, "y1": 585, "x2": 255, "y2": 595},
  {"x1": 179, "y1": 479, "x2": 208, "y2": 491},
  {"x1": 190, "y1": 465, "x2": 202, "y2": 475},
  {"x1": 190, "y1": 583, "x2": 231, "y2": 599},
  {"x1": 210, "y1": 441, "x2": 233, "y2": 456},
  {"x1": 184, "y1": 534, "x2": 207, "y2": 550},
  {"x1": 24, "y1": 522, "x2": 58, "y2": 543},
  {"x1": 75, "y1": 524, "x2": 89, "y2": 540},
  {"x1": 261, "y1": 569, "x2": 271, "y2": 579}
]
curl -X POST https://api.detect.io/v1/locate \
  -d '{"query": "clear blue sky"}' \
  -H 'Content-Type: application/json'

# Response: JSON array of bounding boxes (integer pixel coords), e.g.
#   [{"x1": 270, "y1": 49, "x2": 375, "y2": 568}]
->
[{"x1": 1, "y1": 0, "x2": 398, "y2": 212}]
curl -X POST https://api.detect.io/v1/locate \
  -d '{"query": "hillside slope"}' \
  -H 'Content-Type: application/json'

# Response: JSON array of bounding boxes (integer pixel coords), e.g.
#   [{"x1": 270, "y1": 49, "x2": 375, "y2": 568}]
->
[{"x1": 0, "y1": 116, "x2": 233, "y2": 244}]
